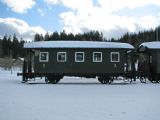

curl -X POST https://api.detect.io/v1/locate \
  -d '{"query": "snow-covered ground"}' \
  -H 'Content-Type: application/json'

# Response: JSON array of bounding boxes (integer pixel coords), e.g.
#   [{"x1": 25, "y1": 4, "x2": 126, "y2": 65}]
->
[{"x1": 0, "y1": 68, "x2": 160, "y2": 120}]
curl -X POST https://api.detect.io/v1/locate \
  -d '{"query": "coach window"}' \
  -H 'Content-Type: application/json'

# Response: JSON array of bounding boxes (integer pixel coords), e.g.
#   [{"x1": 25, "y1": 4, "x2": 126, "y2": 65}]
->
[
  {"x1": 93, "y1": 52, "x2": 102, "y2": 62},
  {"x1": 57, "y1": 52, "x2": 66, "y2": 62},
  {"x1": 111, "y1": 52, "x2": 120, "y2": 62},
  {"x1": 75, "y1": 52, "x2": 84, "y2": 62},
  {"x1": 39, "y1": 52, "x2": 49, "y2": 62}
]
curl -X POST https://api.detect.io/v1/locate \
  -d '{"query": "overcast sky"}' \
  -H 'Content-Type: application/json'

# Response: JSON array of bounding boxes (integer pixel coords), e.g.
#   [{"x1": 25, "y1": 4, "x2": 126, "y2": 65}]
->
[{"x1": 0, "y1": 0, "x2": 160, "y2": 41}]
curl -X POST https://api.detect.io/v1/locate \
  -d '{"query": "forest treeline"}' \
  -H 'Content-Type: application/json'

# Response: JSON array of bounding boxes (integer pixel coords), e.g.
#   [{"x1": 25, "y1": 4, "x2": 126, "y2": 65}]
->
[
  {"x1": 0, "y1": 34, "x2": 25, "y2": 58},
  {"x1": 117, "y1": 26, "x2": 160, "y2": 47},
  {"x1": 34, "y1": 30, "x2": 104, "y2": 42},
  {"x1": 0, "y1": 27, "x2": 160, "y2": 58}
]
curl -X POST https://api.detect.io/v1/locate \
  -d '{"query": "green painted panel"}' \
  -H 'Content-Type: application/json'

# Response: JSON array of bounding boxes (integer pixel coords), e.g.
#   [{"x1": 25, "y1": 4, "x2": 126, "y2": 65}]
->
[{"x1": 34, "y1": 48, "x2": 126, "y2": 74}]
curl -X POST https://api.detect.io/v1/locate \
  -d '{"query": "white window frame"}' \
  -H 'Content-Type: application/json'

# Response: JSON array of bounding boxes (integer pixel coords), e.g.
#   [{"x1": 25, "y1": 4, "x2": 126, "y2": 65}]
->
[
  {"x1": 57, "y1": 52, "x2": 67, "y2": 62},
  {"x1": 39, "y1": 52, "x2": 49, "y2": 62},
  {"x1": 110, "y1": 52, "x2": 120, "y2": 62},
  {"x1": 93, "y1": 52, "x2": 102, "y2": 62},
  {"x1": 75, "y1": 52, "x2": 84, "y2": 62}
]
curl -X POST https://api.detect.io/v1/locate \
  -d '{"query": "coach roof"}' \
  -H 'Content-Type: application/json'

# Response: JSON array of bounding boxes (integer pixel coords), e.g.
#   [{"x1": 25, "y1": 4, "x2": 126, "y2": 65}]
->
[
  {"x1": 24, "y1": 41, "x2": 134, "y2": 49},
  {"x1": 140, "y1": 41, "x2": 160, "y2": 49}
]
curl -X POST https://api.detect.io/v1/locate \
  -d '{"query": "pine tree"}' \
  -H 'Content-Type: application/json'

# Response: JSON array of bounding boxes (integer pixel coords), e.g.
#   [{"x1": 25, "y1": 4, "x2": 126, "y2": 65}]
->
[
  {"x1": 12, "y1": 34, "x2": 19, "y2": 58},
  {"x1": 44, "y1": 32, "x2": 50, "y2": 41},
  {"x1": 50, "y1": 31, "x2": 60, "y2": 40},
  {"x1": 34, "y1": 33, "x2": 44, "y2": 41},
  {"x1": 2, "y1": 34, "x2": 9, "y2": 57},
  {"x1": 0, "y1": 38, "x2": 2, "y2": 57},
  {"x1": 60, "y1": 30, "x2": 67, "y2": 40}
]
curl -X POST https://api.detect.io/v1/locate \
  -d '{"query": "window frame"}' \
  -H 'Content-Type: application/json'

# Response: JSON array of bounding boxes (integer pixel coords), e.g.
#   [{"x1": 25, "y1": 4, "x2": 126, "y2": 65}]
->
[
  {"x1": 110, "y1": 52, "x2": 120, "y2": 62},
  {"x1": 75, "y1": 52, "x2": 85, "y2": 62},
  {"x1": 57, "y1": 52, "x2": 67, "y2": 62},
  {"x1": 39, "y1": 52, "x2": 49, "y2": 62},
  {"x1": 93, "y1": 52, "x2": 102, "y2": 62}
]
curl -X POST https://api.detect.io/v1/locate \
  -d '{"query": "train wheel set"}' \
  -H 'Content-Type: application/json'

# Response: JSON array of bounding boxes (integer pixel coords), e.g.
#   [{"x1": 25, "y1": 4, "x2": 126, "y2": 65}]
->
[
  {"x1": 45, "y1": 75, "x2": 63, "y2": 84},
  {"x1": 98, "y1": 76, "x2": 114, "y2": 84},
  {"x1": 18, "y1": 72, "x2": 160, "y2": 84}
]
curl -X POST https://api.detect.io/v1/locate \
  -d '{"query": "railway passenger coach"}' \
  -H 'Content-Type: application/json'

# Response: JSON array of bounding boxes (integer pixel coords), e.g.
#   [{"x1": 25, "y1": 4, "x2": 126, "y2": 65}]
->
[
  {"x1": 18, "y1": 41, "x2": 135, "y2": 84},
  {"x1": 138, "y1": 41, "x2": 160, "y2": 83}
]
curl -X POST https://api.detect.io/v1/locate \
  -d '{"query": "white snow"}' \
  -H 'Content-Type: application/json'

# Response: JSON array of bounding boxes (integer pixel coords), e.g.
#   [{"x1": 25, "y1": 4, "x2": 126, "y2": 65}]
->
[
  {"x1": 0, "y1": 68, "x2": 160, "y2": 120},
  {"x1": 24, "y1": 41, "x2": 134, "y2": 49},
  {"x1": 140, "y1": 41, "x2": 160, "y2": 49}
]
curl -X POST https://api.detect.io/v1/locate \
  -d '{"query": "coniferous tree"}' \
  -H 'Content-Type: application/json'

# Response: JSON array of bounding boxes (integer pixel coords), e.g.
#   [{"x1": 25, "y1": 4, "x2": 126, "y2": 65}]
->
[
  {"x1": 118, "y1": 26, "x2": 160, "y2": 48},
  {"x1": 50, "y1": 31, "x2": 60, "y2": 40},
  {"x1": 8, "y1": 35, "x2": 12, "y2": 57},
  {"x1": 1, "y1": 34, "x2": 25, "y2": 58},
  {"x1": 18, "y1": 38, "x2": 25, "y2": 57},
  {"x1": 0, "y1": 38, "x2": 2, "y2": 57},
  {"x1": 59, "y1": 30, "x2": 67, "y2": 40},
  {"x1": 2, "y1": 34, "x2": 9, "y2": 57},
  {"x1": 34, "y1": 33, "x2": 44, "y2": 41},
  {"x1": 68, "y1": 33, "x2": 75, "y2": 40},
  {"x1": 44, "y1": 32, "x2": 50, "y2": 41},
  {"x1": 12, "y1": 34, "x2": 19, "y2": 58}
]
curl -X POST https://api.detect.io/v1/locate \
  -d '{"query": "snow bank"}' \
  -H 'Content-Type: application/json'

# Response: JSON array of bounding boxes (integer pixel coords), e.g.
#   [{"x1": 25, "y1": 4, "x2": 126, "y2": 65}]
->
[
  {"x1": 0, "y1": 69, "x2": 160, "y2": 120},
  {"x1": 24, "y1": 41, "x2": 134, "y2": 49}
]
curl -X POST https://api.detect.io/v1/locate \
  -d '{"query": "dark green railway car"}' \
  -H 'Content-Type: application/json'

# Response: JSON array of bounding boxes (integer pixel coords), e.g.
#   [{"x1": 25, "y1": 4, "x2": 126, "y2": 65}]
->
[
  {"x1": 19, "y1": 41, "x2": 134, "y2": 84},
  {"x1": 138, "y1": 41, "x2": 160, "y2": 83}
]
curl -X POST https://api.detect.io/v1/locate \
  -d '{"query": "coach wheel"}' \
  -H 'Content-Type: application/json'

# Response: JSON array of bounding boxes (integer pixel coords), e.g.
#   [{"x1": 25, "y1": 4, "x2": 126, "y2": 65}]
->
[
  {"x1": 150, "y1": 74, "x2": 159, "y2": 83},
  {"x1": 50, "y1": 79, "x2": 60, "y2": 84},
  {"x1": 47, "y1": 75, "x2": 63, "y2": 84},
  {"x1": 155, "y1": 75, "x2": 159, "y2": 83},
  {"x1": 140, "y1": 77, "x2": 146, "y2": 83},
  {"x1": 49, "y1": 78, "x2": 60, "y2": 84},
  {"x1": 99, "y1": 79, "x2": 109, "y2": 84},
  {"x1": 98, "y1": 76, "x2": 112, "y2": 84}
]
